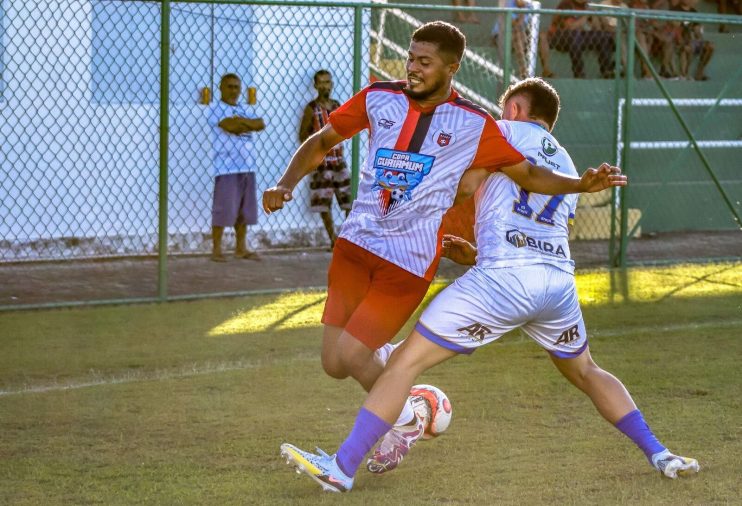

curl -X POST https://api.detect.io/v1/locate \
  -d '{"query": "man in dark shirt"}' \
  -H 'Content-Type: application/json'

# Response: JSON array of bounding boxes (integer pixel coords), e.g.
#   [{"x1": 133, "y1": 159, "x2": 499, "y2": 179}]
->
[
  {"x1": 671, "y1": 0, "x2": 714, "y2": 80},
  {"x1": 538, "y1": 0, "x2": 616, "y2": 78}
]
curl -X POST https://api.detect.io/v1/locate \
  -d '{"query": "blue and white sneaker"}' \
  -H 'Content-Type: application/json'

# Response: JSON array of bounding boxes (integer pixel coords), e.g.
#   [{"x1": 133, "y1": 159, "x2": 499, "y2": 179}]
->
[
  {"x1": 280, "y1": 443, "x2": 354, "y2": 493},
  {"x1": 651, "y1": 449, "x2": 700, "y2": 479}
]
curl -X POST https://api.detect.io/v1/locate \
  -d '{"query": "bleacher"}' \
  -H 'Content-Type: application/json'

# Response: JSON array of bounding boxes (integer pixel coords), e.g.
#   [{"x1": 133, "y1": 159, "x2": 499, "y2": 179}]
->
[{"x1": 372, "y1": 0, "x2": 742, "y2": 233}]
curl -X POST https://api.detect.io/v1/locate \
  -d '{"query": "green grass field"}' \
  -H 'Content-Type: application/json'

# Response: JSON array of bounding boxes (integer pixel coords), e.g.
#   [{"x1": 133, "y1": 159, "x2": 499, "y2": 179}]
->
[{"x1": 1, "y1": 262, "x2": 741, "y2": 505}]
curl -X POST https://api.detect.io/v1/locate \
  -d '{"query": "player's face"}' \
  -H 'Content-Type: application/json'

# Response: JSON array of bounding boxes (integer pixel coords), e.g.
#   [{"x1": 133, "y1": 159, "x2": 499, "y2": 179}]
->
[
  {"x1": 220, "y1": 77, "x2": 242, "y2": 105},
  {"x1": 314, "y1": 74, "x2": 333, "y2": 99},
  {"x1": 404, "y1": 41, "x2": 459, "y2": 102}
]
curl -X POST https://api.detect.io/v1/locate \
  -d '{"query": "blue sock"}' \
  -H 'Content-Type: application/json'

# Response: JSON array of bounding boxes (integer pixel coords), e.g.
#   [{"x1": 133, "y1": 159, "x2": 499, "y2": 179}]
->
[
  {"x1": 336, "y1": 407, "x2": 392, "y2": 477},
  {"x1": 614, "y1": 409, "x2": 667, "y2": 462}
]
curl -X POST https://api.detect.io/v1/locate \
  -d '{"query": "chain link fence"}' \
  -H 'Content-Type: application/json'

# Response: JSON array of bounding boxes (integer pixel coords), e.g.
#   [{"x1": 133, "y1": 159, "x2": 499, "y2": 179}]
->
[{"x1": 0, "y1": 0, "x2": 740, "y2": 309}]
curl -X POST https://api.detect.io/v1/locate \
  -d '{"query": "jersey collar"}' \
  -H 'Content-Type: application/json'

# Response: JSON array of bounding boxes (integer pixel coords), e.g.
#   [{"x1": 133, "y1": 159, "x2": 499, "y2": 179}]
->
[{"x1": 405, "y1": 86, "x2": 459, "y2": 113}]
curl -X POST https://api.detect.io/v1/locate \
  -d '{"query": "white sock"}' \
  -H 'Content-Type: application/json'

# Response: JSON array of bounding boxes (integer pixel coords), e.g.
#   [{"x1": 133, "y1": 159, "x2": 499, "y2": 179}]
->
[
  {"x1": 393, "y1": 397, "x2": 415, "y2": 427},
  {"x1": 373, "y1": 341, "x2": 402, "y2": 367}
]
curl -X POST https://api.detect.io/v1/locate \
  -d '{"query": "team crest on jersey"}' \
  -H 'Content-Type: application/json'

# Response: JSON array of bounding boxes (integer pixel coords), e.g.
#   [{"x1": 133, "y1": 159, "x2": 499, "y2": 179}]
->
[
  {"x1": 372, "y1": 148, "x2": 435, "y2": 216},
  {"x1": 433, "y1": 128, "x2": 455, "y2": 147},
  {"x1": 541, "y1": 137, "x2": 558, "y2": 156}
]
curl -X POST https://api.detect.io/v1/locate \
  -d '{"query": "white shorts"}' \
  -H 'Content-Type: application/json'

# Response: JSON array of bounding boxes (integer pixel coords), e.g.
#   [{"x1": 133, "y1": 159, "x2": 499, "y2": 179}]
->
[{"x1": 417, "y1": 264, "x2": 587, "y2": 358}]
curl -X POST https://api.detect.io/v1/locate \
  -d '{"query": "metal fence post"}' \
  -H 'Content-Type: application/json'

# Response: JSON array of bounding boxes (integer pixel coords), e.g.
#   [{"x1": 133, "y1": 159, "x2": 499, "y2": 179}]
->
[
  {"x1": 618, "y1": 13, "x2": 636, "y2": 268},
  {"x1": 158, "y1": 0, "x2": 171, "y2": 300},
  {"x1": 609, "y1": 15, "x2": 624, "y2": 267},
  {"x1": 503, "y1": 9, "x2": 512, "y2": 92}
]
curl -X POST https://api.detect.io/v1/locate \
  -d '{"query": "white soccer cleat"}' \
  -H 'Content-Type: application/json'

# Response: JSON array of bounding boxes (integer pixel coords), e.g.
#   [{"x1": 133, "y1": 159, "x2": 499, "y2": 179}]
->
[
  {"x1": 366, "y1": 413, "x2": 425, "y2": 474},
  {"x1": 280, "y1": 443, "x2": 354, "y2": 492},
  {"x1": 652, "y1": 450, "x2": 700, "y2": 479}
]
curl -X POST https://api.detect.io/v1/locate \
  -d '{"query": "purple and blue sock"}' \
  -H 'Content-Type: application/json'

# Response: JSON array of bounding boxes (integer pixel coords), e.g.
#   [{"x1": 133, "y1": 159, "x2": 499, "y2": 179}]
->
[
  {"x1": 615, "y1": 409, "x2": 667, "y2": 462},
  {"x1": 335, "y1": 407, "x2": 392, "y2": 477}
]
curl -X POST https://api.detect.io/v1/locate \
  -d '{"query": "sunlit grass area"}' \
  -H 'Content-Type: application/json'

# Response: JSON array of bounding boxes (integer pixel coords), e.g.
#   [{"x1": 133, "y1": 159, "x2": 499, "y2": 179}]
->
[{"x1": 1, "y1": 262, "x2": 740, "y2": 504}]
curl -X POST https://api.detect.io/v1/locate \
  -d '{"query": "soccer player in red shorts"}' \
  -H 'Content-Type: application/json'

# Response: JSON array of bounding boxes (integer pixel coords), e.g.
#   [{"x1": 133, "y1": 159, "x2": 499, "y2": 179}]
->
[{"x1": 263, "y1": 20, "x2": 625, "y2": 480}]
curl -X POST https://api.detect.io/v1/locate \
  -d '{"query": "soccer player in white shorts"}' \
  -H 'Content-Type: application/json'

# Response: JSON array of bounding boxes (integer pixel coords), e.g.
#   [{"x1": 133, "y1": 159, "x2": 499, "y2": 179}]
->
[{"x1": 278, "y1": 77, "x2": 697, "y2": 493}]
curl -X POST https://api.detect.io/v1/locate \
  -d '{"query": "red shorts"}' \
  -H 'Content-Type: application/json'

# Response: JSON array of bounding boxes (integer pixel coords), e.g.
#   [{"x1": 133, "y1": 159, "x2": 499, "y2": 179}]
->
[{"x1": 322, "y1": 238, "x2": 432, "y2": 350}]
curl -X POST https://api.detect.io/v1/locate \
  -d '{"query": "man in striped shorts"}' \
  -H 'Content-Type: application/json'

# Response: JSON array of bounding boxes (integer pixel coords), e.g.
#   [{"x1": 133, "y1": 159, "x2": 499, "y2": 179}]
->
[
  {"x1": 299, "y1": 69, "x2": 352, "y2": 248},
  {"x1": 264, "y1": 21, "x2": 625, "y2": 487}
]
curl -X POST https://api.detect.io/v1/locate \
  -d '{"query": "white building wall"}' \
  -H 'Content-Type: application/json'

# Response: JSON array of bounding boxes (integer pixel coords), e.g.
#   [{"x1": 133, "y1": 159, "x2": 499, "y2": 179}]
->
[{"x1": 0, "y1": 0, "x2": 369, "y2": 259}]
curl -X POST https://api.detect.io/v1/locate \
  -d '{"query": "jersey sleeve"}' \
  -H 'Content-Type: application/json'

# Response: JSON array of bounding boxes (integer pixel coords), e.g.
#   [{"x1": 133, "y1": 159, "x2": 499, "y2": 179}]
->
[
  {"x1": 328, "y1": 87, "x2": 370, "y2": 139},
  {"x1": 469, "y1": 117, "x2": 525, "y2": 172}
]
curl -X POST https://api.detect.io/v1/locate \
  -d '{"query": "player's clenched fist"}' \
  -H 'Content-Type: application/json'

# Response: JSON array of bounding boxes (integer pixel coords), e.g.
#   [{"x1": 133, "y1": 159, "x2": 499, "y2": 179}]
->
[
  {"x1": 262, "y1": 185, "x2": 293, "y2": 214},
  {"x1": 578, "y1": 163, "x2": 627, "y2": 193}
]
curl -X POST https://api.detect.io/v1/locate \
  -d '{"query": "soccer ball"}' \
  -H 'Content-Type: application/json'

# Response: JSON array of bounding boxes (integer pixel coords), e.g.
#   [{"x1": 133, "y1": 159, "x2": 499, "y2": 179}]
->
[{"x1": 409, "y1": 384, "x2": 453, "y2": 440}]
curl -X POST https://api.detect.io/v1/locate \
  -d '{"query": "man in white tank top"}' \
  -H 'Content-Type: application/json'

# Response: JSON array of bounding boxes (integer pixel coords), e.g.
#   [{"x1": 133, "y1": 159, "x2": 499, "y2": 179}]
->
[{"x1": 278, "y1": 78, "x2": 698, "y2": 492}]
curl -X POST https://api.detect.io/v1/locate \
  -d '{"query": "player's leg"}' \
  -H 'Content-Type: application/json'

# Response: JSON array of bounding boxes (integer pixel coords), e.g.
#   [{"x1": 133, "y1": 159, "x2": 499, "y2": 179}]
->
[
  {"x1": 280, "y1": 329, "x2": 457, "y2": 492},
  {"x1": 527, "y1": 266, "x2": 699, "y2": 478},
  {"x1": 319, "y1": 239, "x2": 371, "y2": 381},
  {"x1": 367, "y1": 267, "x2": 517, "y2": 473},
  {"x1": 320, "y1": 239, "x2": 430, "y2": 390},
  {"x1": 338, "y1": 251, "x2": 431, "y2": 389},
  {"x1": 337, "y1": 330, "x2": 458, "y2": 475},
  {"x1": 550, "y1": 349, "x2": 700, "y2": 478},
  {"x1": 550, "y1": 347, "x2": 635, "y2": 423}
]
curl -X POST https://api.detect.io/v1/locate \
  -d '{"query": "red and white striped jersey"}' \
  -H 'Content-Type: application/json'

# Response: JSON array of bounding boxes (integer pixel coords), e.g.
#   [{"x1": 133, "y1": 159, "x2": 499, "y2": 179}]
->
[
  {"x1": 329, "y1": 81, "x2": 525, "y2": 280},
  {"x1": 474, "y1": 120, "x2": 579, "y2": 274}
]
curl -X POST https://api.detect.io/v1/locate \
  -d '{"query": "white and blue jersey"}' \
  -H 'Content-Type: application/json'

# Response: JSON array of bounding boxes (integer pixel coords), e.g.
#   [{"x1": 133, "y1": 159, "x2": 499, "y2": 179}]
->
[
  {"x1": 416, "y1": 120, "x2": 588, "y2": 358},
  {"x1": 476, "y1": 120, "x2": 579, "y2": 275}
]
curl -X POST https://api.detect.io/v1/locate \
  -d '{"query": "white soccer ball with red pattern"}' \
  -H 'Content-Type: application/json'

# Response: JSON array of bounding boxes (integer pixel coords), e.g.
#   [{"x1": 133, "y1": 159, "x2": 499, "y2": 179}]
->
[{"x1": 410, "y1": 384, "x2": 453, "y2": 440}]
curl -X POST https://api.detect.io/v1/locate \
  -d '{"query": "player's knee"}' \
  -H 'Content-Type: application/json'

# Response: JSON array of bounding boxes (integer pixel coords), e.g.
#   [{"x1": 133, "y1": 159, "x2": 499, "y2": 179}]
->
[
  {"x1": 335, "y1": 347, "x2": 374, "y2": 379},
  {"x1": 320, "y1": 353, "x2": 349, "y2": 380}
]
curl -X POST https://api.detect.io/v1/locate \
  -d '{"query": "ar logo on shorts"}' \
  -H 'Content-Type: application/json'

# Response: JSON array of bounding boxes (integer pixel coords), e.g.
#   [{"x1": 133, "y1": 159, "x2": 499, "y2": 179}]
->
[
  {"x1": 457, "y1": 322, "x2": 492, "y2": 342},
  {"x1": 555, "y1": 324, "x2": 580, "y2": 345},
  {"x1": 541, "y1": 137, "x2": 558, "y2": 157}
]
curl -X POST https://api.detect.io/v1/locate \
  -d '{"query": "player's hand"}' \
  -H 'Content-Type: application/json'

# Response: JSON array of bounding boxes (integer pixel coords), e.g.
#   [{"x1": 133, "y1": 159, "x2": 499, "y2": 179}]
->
[
  {"x1": 262, "y1": 185, "x2": 293, "y2": 214},
  {"x1": 579, "y1": 163, "x2": 627, "y2": 193},
  {"x1": 442, "y1": 234, "x2": 477, "y2": 266}
]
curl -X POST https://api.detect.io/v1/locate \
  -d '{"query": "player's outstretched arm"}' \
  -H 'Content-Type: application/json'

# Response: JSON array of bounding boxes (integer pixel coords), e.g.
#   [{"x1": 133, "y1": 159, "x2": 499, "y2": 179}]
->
[
  {"x1": 262, "y1": 123, "x2": 346, "y2": 213},
  {"x1": 442, "y1": 234, "x2": 477, "y2": 266},
  {"x1": 578, "y1": 163, "x2": 628, "y2": 192},
  {"x1": 500, "y1": 161, "x2": 627, "y2": 195}
]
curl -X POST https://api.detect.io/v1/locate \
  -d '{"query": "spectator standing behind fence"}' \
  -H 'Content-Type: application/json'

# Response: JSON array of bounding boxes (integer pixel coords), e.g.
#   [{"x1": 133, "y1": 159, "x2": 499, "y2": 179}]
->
[
  {"x1": 299, "y1": 70, "x2": 352, "y2": 249},
  {"x1": 207, "y1": 73, "x2": 266, "y2": 262},
  {"x1": 491, "y1": 0, "x2": 532, "y2": 79},
  {"x1": 538, "y1": 0, "x2": 616, "y2": 79},
  {"x1": 672, "y1": 0, "x2": 714, "y2": 80}
]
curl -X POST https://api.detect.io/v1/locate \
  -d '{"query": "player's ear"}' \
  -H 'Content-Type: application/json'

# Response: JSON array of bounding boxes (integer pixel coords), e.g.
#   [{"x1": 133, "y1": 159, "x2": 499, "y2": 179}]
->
[{"x1": 447, "y1": 61, "x2": 460, "y2": 77}]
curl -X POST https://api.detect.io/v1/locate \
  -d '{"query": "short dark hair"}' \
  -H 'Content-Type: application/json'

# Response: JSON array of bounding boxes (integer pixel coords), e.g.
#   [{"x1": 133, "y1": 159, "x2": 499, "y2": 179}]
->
[
  {"x1": 411, "y1": 21, "x2": 466, "y2": 63},
  {"x1": 313, "y1": 69, "x2": 331, "y2": 84},
  {"x1": 499, "y1": 77, "x2": 561, "y2": 131},
  {"x1": 220, "y1": 73, "x2": 241, "y2": 85}
]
